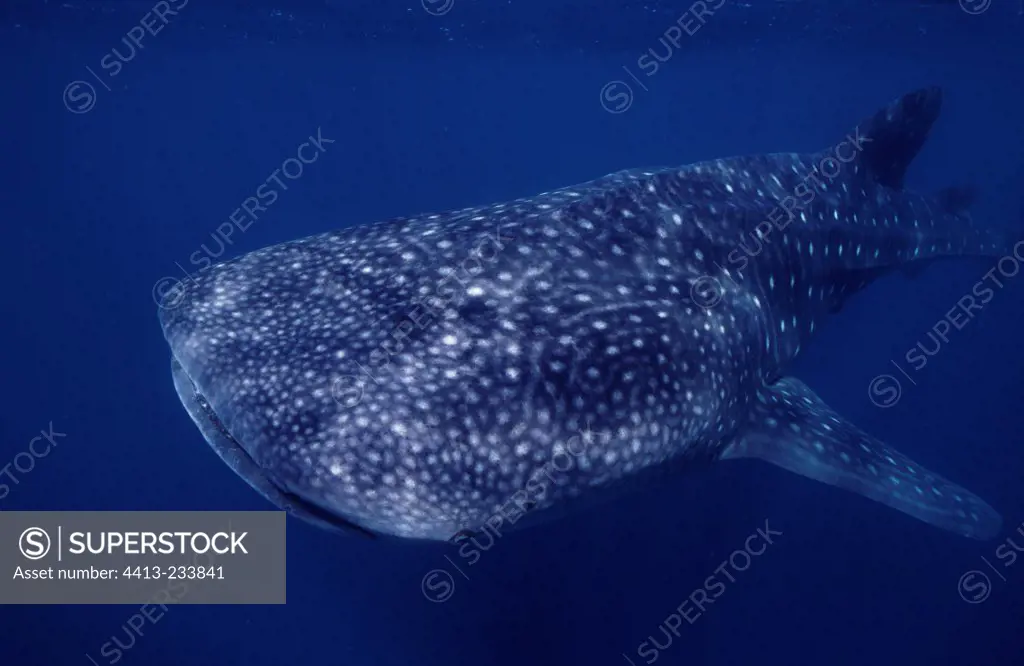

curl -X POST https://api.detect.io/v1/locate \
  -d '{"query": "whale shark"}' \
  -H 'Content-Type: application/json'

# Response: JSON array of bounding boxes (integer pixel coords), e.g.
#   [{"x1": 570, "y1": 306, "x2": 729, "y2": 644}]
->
[{"x1": 159, "y1": 87, "x2": 1006, "y2": 541}]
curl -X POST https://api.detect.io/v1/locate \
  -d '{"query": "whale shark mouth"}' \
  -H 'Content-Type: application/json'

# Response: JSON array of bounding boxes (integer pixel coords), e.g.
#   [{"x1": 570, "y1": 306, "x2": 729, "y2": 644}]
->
[{"x1": 169, "y1": 358, "x2": 377, "y2": 538}]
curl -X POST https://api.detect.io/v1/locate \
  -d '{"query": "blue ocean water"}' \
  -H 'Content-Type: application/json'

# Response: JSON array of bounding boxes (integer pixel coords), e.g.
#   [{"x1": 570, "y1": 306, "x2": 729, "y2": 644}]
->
[{"x1": 2, "y1": 0, "x2": 1023, "y2": 664}]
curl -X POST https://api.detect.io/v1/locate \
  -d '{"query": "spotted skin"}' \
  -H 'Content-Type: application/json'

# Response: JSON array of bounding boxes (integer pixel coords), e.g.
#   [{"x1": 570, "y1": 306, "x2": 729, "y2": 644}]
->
[{"x1": 160, "y1": 87, "x2": 1003, "y2": 540}]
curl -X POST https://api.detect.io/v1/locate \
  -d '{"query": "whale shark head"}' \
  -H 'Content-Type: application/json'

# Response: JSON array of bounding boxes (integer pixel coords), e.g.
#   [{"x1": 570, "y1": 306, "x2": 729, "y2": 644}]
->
[{"x1": 160, "y1": 87, "x2": 1004, "y2": 541}]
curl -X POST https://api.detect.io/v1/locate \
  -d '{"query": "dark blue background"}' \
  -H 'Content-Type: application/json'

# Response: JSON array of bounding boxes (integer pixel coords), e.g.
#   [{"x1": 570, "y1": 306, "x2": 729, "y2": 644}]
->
[{"x1": 2, "y1": 1, "x2": 1022, "y2": 664}]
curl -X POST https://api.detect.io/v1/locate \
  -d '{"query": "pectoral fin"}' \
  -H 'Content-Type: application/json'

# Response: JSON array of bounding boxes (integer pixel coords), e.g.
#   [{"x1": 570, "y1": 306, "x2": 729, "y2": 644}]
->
[{"x1": 720, "y1": 377, "x2": 1001, "y2": 540}]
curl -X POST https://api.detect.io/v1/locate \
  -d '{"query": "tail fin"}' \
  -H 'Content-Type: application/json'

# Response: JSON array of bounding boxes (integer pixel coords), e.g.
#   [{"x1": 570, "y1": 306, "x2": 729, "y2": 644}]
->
[{"x1": 852, "y1": 86, "x2": 943, "y2": 190}]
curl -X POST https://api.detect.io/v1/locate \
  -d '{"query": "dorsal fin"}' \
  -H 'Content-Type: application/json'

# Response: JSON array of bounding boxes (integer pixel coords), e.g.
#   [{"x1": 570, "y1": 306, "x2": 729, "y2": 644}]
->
[{"x1": 852, "y1": 86, "x2": 943, "y2": 190}]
